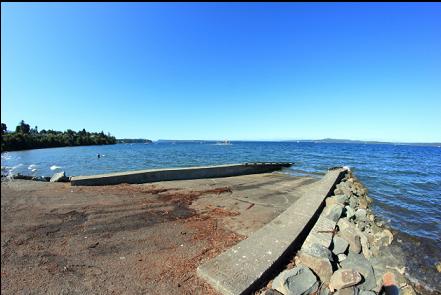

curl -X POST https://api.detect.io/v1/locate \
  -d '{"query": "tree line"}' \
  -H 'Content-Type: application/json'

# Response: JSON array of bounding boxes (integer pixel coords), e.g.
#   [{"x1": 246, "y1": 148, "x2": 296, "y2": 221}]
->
[{"x1": 1, "y1": 120, "x2": 116, "y2": 152}]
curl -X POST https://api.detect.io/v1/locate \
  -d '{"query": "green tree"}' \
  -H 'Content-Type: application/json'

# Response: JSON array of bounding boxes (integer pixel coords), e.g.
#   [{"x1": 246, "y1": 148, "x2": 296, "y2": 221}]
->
[
  {"x1": 1, "y1": 123, "x2": 6, "y2": 135},
  {"x1": 16, "y1": 120, "x2": 31, "y2": 134}
]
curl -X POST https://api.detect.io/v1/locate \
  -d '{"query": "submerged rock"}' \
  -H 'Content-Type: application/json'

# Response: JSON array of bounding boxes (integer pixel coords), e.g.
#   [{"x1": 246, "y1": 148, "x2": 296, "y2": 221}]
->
[
  {"x1": 272, "y1": 266, "x2": 319, "y2": 295},
  {"x1": 329, "y1": 269, "x2": 362, "y2": 291}
]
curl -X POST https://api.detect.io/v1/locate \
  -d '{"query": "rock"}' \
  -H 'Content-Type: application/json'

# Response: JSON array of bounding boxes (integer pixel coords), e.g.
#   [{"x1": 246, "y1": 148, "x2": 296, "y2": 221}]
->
[
  {"x1": 50, "y1": 171, "x2": 68, "y2": 182},
  {"x1": 436, "y1": 262, "x2": 441, "y2": 273},
  {"x1": 304, "y1": 215, "x2": 336, "y2": 248},
  {"x1": 373, "y1": 229, "x2": 393, "y2": 247},
  {"x1": 298, "y1": 244, "x2": 334, "y2": 283},
  {"x1": 365, "y1": 196, "x2": 373, "y2": 204},
  {"x1": 335, "y1": 287, "x2": 360, "y2": 295},
  {"x1": 334, "y1": 188, "x2": 344, "y2": 195},
  {"x1": 358, "y1": 198, "x2": 368, "y2": 209},
  {"x1": 31, "y1": 176, "x2": 48, "y2": 182},
  {"x1": 355, "y1": 209, "x2": 367, "y2": 221},
  {"x1": 338, "y1": 254, "x2": 347, "y2": 262},
  {"x1": 319, "y1": 284, "x2": 330, "y2": 295},
  {"x1": 341, "y1": 252, "x2": 376, "y2": 291},
  {"x1": 345, "y1": 206, "x2": 356, "y2": 220},
  {"x1": 349, "y1": 196, "x2": 358, "y2": 208},
  {"x1": 332, "y1": 236, "x2": 349, "y2": 255},
  {"x1": 272, "y1": 266, "x2": 319, "y2": 295},
  {"x1": 326, "y1": 197, "x2": 339, "y2": 207},
  {"x1": 401, "y1": 285, "x2": 417, "y2": 295},
  {"x1": 300, "y1": 242, "x2": 333, "y2": 261},
  {"x1": 265, "y1": 289, "x2": 284, "y2": 295},
  {"x1": 329, "y1": 269, "x2": 362, "y2": 291},
  {"x1": 338, "y1": 218, "x2": 371, "y2": 258},
  {"x1": 351, "y1": 235, "x2": 362, "y2": 254},
  {"x1": 359, "y1": 291, "x2": 376, "y2": 295},
  {"x1": 335, "y1": 194, "x2": 349, "y2": 204},
  {"x1": 324, "y1": 203, "x2": 344, "y2": 222}
]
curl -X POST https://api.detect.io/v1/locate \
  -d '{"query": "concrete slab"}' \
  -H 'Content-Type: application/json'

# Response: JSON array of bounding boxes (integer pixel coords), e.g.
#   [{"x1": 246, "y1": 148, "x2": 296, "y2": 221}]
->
[
  {"x1": 196, "y1": 168, "x2": 347, "y2": 295},
  {"x1": 70, "y1": 163, "x2": 293, "y2": 186}
]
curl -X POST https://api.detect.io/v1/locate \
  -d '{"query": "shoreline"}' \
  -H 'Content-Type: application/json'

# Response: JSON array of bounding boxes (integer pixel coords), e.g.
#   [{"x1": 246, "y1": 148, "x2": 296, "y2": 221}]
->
[
  {"x1": 255, "y1": 170, "x2": 435, "y2": 295},
  {"x1": 1, "y1": 169, "x2": 439, "y2": 294}
]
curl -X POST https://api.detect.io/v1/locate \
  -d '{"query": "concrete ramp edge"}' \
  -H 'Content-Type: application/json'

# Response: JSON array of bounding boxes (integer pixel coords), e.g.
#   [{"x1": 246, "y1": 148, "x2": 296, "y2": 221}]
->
[
  {"x1": 70, "y1": 163, "x2": 293, "y2": 186},
  {"x1": 196, "y1": 168, "x2": 347, "y2": 295}
]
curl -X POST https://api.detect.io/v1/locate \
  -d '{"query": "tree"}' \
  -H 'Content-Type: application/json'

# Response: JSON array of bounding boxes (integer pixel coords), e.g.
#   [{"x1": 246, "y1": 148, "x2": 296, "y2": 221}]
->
[
  {"x1": 16, "y1": 120, "x2": 31, "y2": 134},
  {"x1": 1, "y1": 123, "x2": 6, "y2": 135}
]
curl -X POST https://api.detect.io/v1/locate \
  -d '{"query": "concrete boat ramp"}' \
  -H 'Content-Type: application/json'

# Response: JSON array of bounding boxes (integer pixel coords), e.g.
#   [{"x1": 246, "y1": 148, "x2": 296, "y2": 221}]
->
[
  {"x1": 197, "y1": 168, "x2": 346, "y2": 294},
  {"x1": 1, "y1": 164, "x2": 346, "y2": 294}
]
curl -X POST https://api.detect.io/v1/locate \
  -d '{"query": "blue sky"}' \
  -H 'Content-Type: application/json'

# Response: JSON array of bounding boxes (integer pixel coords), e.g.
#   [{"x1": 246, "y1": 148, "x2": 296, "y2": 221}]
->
[{"x1": 2, "y1": 3, "x2": 440, "y2": 142}]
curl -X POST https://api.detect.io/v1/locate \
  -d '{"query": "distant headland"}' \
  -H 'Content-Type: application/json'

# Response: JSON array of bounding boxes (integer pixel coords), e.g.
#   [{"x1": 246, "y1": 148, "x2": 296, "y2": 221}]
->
[{"x1": 116, "y1": 139, "x2": 153, "y2": 144}]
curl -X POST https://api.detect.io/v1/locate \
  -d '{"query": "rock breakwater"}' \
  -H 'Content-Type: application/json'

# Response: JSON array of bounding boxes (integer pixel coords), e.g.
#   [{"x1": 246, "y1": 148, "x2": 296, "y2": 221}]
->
[{"x1": 268, "y1": 170, "x2": 418, "y2": 295}]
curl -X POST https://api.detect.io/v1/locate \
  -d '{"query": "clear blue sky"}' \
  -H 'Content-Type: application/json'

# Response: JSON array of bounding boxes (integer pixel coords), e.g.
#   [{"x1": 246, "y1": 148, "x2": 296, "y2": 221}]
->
[{"x1": 2, "y1": 3, "x2": 440, "y2": 142}]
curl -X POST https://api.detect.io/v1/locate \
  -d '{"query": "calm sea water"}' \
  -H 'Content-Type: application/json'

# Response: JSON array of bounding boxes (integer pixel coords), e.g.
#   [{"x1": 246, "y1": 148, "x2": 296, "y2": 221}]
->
[{"x1": 2, "y1": 142, "x2": 441, "y2": 289}]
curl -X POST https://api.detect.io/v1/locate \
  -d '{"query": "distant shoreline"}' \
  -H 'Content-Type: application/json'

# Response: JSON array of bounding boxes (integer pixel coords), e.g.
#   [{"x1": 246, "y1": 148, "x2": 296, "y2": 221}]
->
[{"x1": 155, "y1": 139, "x2": 441, "y2": 147}]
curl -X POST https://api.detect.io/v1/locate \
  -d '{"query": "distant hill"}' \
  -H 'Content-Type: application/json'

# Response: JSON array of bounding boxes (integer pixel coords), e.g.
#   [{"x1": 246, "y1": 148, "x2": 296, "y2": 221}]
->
[
  {"x1": 117, "y1": 139, "x2": 152, "y2": 144},
  {"x1": 284, "y1": 138, "x2": 441, "y2": 146}
]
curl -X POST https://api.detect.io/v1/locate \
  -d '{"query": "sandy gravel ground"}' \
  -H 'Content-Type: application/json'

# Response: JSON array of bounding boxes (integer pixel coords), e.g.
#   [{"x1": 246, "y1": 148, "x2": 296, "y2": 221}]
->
[{"x1": 1, "y1": 174, "x2": 314, "y2": 294}]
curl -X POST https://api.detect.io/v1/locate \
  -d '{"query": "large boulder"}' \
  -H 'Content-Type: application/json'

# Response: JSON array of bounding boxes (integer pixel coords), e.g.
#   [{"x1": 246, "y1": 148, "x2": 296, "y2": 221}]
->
[
  {"x1": 338, "y1": 219, "x2": 371, "y2": 258},
  {"x1": 329, "y1": 269, "x2": 362, "y2": 291},
  {"x1": 50, "y1": 171, "x2": 68, "y2": 182},
  {"x1": 345, "y1": 206, "x2": 356, "y2": 220},
  {"x1": 298, "y1": 243, "x2": 334, "y2": 284},
  {"x1": 332, "y1": 236, "x2": 349, "y2": 255},
  {"x1": 335, "y1": 194, "x2": 349, "y2": 205},
  {"x1": 355, "y1": 209, "x2": 367, "y2": 222},
  {"x1": 323, "y1": 203, "x2": 344, "y2": 222},
  {"x1": 272, "y1": 266, "x2": 319, "y2": 295},
  {"x1": 335, "y1": 287, "x2": 360, "y2": 295},
  {"x1": 341, "y1": 252, "x2": 376, "y2": 291}
]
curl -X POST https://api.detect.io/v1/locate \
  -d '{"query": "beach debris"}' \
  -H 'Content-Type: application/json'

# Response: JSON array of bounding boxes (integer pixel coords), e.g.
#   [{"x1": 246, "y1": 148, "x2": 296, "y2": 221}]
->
[{"x1": 271, "y1": 266, "x2": 319, "y2": 295}]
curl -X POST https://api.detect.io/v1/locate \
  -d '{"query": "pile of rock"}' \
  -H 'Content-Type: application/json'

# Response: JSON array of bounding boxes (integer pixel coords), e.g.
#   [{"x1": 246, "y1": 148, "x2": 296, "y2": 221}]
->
[
  {"x1": 269, "y1": 170, "x2": 416, "y2": 295},
  {"x1": 3, "y1": 172, "x2": 69, "y2": 182}
]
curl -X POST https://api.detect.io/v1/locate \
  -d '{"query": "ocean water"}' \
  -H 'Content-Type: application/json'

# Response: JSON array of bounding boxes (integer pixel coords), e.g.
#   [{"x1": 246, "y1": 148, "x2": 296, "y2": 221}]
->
[{"x1": 2, "y1": 142, "x2": 441, "y2": 289}]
